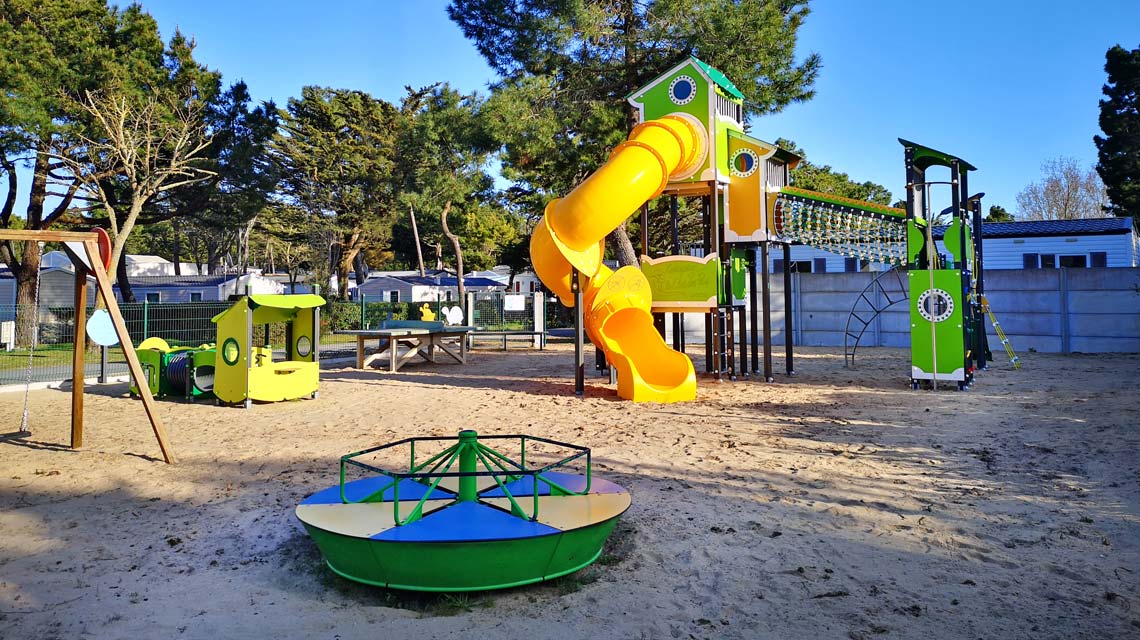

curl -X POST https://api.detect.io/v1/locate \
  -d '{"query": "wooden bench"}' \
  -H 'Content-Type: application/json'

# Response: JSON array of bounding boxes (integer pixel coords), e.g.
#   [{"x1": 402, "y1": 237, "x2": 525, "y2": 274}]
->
[{"x1": 467, "y1": 330, "x2": 547, "y2": 350}]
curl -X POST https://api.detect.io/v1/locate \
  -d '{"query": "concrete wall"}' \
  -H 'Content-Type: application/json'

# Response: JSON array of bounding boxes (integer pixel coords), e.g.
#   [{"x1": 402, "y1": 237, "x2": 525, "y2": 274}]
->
[{"x1": 666, "y1": 267, "x2": 1140, "y2": 354}]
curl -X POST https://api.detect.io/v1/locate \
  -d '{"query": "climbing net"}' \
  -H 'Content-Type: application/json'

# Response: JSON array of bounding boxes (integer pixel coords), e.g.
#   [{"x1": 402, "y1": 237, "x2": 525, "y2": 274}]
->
[{"x1": 772, "y1": 188, "x2": 908, "y2": 267}]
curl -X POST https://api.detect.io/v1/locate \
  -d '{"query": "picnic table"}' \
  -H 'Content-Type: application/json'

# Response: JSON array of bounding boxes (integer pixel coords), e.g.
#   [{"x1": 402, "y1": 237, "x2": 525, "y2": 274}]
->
[{"x1": 335, "y1": 321, "x2": 476, "y2": 372}]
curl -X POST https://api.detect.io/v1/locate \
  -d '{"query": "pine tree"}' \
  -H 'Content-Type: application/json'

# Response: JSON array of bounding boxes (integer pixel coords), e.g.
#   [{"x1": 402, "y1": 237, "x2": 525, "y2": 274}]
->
[{"x1": 1094, "y1": 44, "x2": 1140, "y2": 219}]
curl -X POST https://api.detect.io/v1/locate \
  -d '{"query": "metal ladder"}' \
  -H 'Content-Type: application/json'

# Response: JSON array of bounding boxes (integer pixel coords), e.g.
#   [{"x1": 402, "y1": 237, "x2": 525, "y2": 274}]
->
[
  {"x1": 980, "y1": 295, "x2": 1020, "y2": 369},
  {"x1": 844, "y1": 267, "x2": 909, "y2": 367}
]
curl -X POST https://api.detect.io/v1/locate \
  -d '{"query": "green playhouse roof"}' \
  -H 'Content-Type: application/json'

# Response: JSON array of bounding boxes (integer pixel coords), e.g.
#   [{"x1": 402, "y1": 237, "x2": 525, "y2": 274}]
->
[
  {"x1": 212, "y1": 293, "x2": 326, "y2": 323},
  {"x1": 247, "y1": 294, "x2": 325, "y2": 310},
  {"x1": 691, "y1": 56, "x2": 745, "y2": 101}
]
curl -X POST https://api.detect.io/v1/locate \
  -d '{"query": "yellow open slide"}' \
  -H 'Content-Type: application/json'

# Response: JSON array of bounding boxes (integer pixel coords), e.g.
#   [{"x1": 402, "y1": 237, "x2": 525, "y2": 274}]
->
[{"x1": 530, "y1": 115, "x2": 704, "y2": 402}]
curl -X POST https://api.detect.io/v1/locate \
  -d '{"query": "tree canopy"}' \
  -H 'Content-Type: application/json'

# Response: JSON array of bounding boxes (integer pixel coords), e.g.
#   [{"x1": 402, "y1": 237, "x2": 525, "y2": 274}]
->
[
  {"x1": 272, "y1": 87, "x2": 402, "y2": 298},
  {"x1": 776, "y1": 138, "x2": 894, "y2": 206},
  {"x1": 449, "y1": 0, "x2": 820, "y2": 265},
  {"x1": 1094, "y1": 43, "x2": 1139, "y2": 219},
  {"x1": 985, "y1": 204, "x2": 1014, "y2": 223},
  {"x1": 1016, "y1": 157, "x2": 1108, "y2": 221}
]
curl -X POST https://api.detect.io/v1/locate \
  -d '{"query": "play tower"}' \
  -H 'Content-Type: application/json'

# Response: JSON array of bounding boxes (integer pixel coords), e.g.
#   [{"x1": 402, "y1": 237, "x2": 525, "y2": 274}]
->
[{"x1": 531, "y1": 56, "x2": 990, "y2": 400}]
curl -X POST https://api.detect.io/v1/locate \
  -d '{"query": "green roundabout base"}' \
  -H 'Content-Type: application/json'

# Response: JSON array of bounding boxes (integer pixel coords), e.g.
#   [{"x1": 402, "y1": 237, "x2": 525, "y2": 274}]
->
[{"x1": 296, "y1": 432, "x2": 632, "y2": 592}]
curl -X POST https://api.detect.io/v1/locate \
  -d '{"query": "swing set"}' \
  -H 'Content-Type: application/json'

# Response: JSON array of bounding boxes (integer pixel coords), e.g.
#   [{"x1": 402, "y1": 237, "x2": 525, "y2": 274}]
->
[{"x1": 1, "y1": 229, "x2": 175, "y2": 464}]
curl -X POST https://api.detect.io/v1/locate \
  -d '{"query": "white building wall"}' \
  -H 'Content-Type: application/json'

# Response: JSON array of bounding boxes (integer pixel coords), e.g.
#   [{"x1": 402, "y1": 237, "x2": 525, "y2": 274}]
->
[
  {"x1": 0, "y1": 278, "x2": 14, "y2": 307},
  {"x1": 764, "y1": 245, "x2": 890, "y2": 273},
  {"x1": 219, "y1": 275, "x2": 285, "y2": 298},
  {"x1": 962, "y1": 234, "x2": 1134, "y2": 269}
]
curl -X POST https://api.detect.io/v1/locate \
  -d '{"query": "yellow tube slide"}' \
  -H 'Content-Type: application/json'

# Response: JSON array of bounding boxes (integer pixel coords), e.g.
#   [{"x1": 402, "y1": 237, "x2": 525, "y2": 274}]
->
[{"x1": 530, "y1": 116, "x2": 702, "y2": 403}]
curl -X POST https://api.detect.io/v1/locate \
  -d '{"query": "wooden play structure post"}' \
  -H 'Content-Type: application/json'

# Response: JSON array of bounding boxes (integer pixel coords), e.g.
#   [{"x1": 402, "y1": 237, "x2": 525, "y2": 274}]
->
[{"x1": 0, "y1": 229, "x2": 175, "y2": 464}]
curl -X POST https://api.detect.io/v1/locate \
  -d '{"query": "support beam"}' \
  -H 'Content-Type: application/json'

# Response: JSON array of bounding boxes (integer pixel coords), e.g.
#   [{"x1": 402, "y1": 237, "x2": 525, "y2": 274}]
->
[
  {"x1": 83, "y1": 239, "x2": 176, "y2": 463},
  {"x1": 71, "y1": 268, "x2": 87, "y2": 449},
  {"x1": 760, "y1": 243, "x2": 773, "y2": 382}
]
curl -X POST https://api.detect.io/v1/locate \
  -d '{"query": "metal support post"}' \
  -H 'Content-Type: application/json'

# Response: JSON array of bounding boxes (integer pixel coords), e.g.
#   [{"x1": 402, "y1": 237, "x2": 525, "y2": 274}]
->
[
  {"x1": 572, "y1": 268, "x2": 584, "y2": 396},
  {"x1": 782, "y1": 243, "x2": 794, "y2": 376}
]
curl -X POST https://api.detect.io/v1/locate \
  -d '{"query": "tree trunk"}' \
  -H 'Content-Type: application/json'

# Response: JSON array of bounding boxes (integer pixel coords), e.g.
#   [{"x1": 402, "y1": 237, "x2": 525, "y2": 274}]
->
[
  {"x1": 433, "y1": 241, "x2": 443, "y2": 271},
  {"x1": 336, "y1": 228, "x2": 363, "y2": 300},
  {"x1": 440, "y1": 202, "x2": 465, "y2": 310},
  {"x1": 409, "y1": 205, "x2": 426, "y2": 277},
  {"x1": 116, "y1": 255, "x2": 136, "y2": 303},
  {"x1": 173, "y1": 217, "x2": 182, "y2": 276},
  {"x1": 608, "y1": 226, "x2": 639, "y2": 267},
  {"x1": 13, "y1": 242, "x2": 42, "y2": 347},
  {"x1": 353, "y1": 252, "x2": 368, "y2": 286}
]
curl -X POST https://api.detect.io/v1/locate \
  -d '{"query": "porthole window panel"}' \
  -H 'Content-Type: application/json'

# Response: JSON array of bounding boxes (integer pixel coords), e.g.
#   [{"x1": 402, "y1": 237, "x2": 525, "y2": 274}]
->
[{"x1": 668, "y1": 75, "x2": 697, "y2": 105}]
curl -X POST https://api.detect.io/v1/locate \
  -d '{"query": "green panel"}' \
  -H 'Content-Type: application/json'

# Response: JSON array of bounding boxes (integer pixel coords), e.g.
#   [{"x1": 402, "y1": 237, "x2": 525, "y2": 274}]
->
[
  {"x1": 962, "y1": 224, "x2": 974, "y2": 272},
  {"x1": 909, "y1": 269, "x2": 967, "y2": 381},
  {"x1": 906, "y1": 220, "x2": 926, "y2": 264},
  {"x1": 628, "y1": 61, "x2": 713, "y2": 183},
  {"x1": 714, "y1": 119, "x2": 741, "y2": 178},
  {"x1": 131, "y1": 349, "x2": 163, "y2": 396},
  {"x1": 943, "y1": 218, "x2": 963, "y2": 267},
  {"x1": 729, "y1": 248, "x2": 748, "y2": 302},
  {"x1": 641, "y1": 256, "x2": 718, "y2": 305},
  {"x1": 631, "y1": 61, "x2": 708, "y2": 124},
  {"x1": 898, "y1": 138, "x2": 976, "y2": 172}
]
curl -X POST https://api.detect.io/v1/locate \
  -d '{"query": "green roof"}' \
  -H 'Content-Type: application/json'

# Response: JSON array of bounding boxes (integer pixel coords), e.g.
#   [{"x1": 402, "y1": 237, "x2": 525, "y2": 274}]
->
[
  {"x1": 691, "y1": 56, "x2": 745, "y2": 101},
  {"x1": 898, "y1": 138, "x2": 977, "y2": 172},
  {"x1": 212, "y1": 293, "x2": 326, "y2": 324}
]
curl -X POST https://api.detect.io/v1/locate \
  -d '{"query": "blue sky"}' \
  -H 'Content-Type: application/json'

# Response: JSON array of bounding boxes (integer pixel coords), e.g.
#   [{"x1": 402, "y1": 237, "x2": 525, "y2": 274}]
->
[{"x1": 55, "y1": 1, "x2": 1140, "y2": 215}]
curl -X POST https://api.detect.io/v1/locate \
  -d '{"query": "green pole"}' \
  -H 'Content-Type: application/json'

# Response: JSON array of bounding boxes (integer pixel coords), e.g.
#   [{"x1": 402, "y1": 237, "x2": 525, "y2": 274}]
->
[
  {"x1": 360, "y1": 293, "x2": 366, "y2": 329},
  {"x1": 143, "y1": 299, "x2": 149, "y2": 339},
  {"x1": 457, "y1": 430, "x2": 478, "y2": 502}
]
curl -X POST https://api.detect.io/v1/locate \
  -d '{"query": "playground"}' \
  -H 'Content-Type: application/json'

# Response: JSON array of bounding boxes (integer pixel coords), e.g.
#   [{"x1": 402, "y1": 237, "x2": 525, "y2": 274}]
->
[{"x1": 1, "y1": 344, "x2": 1137, "y2": 639}]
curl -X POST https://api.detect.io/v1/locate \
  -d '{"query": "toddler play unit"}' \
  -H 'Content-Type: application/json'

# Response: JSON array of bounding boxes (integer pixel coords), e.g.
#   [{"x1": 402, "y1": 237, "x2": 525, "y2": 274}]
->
[
  {"x1": 295, "y1": 430, "x2": 631, "y2": 591},
  {"x1": 211, "y1": 294, "x2": 324, "y2": 407},
  {"x1": 531, "y1": 56, "x2": 993, "y2": 400},
  {"x1": 130, "y1": 293, "x2": 325, "y2": 406}
]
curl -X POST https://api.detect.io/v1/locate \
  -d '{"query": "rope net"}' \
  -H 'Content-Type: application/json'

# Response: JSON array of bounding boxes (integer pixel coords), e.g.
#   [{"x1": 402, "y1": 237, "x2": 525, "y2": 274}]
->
[{"x1": 772, "y1": 188, "x2": 908, "y2": 267}]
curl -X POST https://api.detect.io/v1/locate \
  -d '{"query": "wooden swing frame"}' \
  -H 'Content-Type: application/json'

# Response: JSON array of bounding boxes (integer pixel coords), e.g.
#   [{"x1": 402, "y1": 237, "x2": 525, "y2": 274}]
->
[{"x1": 2, "y1": 229, "x2": 175, "y2": 463}]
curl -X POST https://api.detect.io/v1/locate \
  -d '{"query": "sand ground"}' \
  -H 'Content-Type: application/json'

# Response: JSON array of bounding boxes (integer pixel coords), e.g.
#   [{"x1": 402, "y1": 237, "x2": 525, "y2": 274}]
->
[{"x1": 1, "y1": 344, "x2": 1138, "y2": 640}]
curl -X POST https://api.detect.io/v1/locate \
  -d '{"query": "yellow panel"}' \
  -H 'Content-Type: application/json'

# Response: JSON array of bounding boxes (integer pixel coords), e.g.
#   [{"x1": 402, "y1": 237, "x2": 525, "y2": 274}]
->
[
  {"x1": 213, "y1": 300, "x2": 250, "y2": 403},
  {"x1": 481, "y1": 493, "x2": 631, "y2": 531},
  {"x1": 726, "y1": 132, "x2": 774, "y2": 240},
  {"x1": 432, "y1": 474, "x2": 504, "y2": 495},
  {"x1": 295, "y1": 499, "x2": 453, "y2": 538},
  {"x1": 248, "y1": 360, "x2": 319, "y2": 401}
]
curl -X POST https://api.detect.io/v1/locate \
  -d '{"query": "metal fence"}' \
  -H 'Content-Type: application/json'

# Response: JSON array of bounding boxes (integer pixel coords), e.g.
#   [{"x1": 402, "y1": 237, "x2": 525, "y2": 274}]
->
[{"x1": 1, "y1": 292, "x2": 552, "y2": 388}]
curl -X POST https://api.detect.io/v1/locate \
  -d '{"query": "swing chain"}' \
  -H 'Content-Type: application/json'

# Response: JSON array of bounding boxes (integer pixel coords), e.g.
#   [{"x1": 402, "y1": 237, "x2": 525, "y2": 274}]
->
[{"x1": 18, "y1": 243, "x2": 45, "y2": 435}]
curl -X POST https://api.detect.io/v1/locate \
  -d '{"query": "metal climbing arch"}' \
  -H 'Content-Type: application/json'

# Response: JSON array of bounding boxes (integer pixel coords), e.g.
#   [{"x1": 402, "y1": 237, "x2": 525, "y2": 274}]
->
[{"x1": 844, "y1": 267, "x2": 909, "y2": 367}]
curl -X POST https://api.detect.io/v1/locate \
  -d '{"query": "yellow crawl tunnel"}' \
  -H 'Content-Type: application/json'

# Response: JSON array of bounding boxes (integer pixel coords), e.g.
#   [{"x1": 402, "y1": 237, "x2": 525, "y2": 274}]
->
[{"x1": 212, "y1": 294, "x2": 325, "y2": 407}]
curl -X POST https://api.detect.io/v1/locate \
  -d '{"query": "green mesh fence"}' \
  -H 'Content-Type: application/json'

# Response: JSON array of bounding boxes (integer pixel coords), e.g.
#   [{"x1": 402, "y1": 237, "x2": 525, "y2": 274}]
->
[{"x1": 1, "y1": 293, "x2": 551, "y2": 386}]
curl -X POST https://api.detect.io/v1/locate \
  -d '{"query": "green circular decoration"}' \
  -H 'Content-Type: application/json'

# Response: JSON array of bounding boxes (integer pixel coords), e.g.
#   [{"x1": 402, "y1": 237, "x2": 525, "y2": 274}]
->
[
  {"x1": 221, "y1": 337, "x2": 241, "y2": 366},
  {"x1": 296, "y1": 335, "x2": 312, "y2": 358}
]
